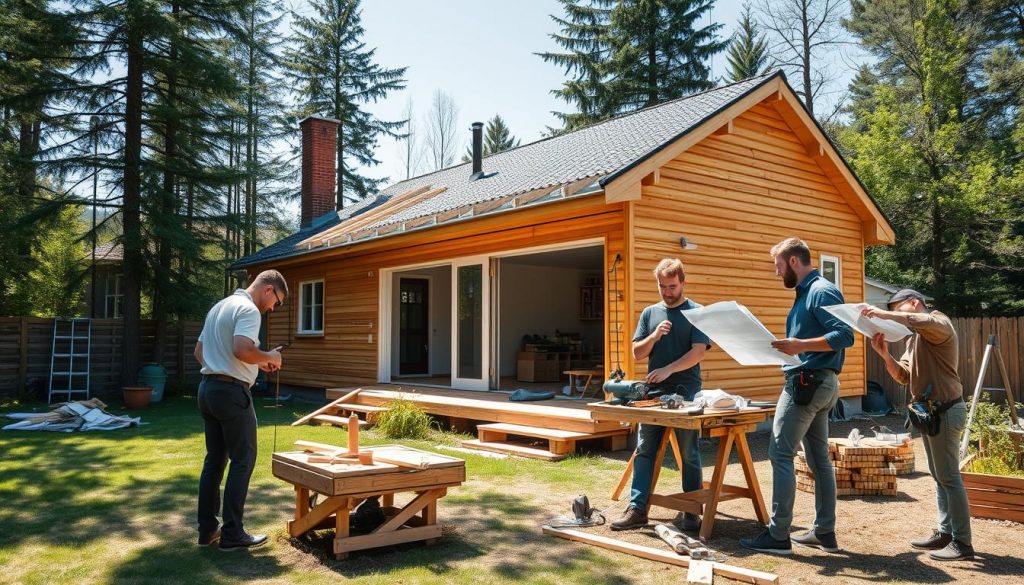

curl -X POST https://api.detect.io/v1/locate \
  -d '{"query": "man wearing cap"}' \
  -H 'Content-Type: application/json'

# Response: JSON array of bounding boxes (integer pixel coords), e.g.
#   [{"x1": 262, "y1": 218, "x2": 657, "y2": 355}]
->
[
  {"x1": 861, "y1": 289, "x2": 973, "y2": 560},
  {"x1": 194, "y1": 269, "x2": 287, "y2": 551},
  {"x1": 741, "y1": 237, "x2": 854, "y2": 555}
]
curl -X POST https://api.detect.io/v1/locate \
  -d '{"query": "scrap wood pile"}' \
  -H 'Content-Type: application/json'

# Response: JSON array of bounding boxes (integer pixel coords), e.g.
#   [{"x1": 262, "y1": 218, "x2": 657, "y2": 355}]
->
[
  {"x1": 797, "y1": 437, "x2": 915, "y2": 496},
  {"x1": 2, "y1": 398, "x2": 141, "y2": 432}
]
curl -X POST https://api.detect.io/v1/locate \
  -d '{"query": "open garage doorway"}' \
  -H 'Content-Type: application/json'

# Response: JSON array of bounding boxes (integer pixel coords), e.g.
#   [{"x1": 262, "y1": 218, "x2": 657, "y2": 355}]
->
[{"x1": 495, "y1": 244, "x2": 604, "y2": 395}]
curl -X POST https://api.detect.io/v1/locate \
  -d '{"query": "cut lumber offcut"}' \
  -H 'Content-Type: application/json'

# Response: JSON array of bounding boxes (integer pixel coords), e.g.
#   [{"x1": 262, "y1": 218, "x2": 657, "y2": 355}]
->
[
  {"x1": 370, "y1": 448, "x2": 432, "y2": 470},
  {"x1": 687, "y1": 559, "x2": 714, "y2": 585},
  {"x1": 295, "y1": 439, "x2": 346, "y2": 454},
  {"x1": 292, "y1": 388, "x2": 361, "y2": 426},
  {"x1": 542, "y1": 526, "x2": 779, "y2": 585}
]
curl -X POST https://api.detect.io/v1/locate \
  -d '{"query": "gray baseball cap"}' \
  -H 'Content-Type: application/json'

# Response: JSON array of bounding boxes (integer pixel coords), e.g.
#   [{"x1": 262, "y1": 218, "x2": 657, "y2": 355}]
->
[{"x1": 887, "y1": 288, "x2": 926, "y2": 308}]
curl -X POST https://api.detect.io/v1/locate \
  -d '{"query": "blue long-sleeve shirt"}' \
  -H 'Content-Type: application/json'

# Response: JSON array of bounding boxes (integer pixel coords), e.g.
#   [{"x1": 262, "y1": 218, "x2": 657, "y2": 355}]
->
[{"x1": 783, "y1": 270, "x2": 854, "y2": 374}]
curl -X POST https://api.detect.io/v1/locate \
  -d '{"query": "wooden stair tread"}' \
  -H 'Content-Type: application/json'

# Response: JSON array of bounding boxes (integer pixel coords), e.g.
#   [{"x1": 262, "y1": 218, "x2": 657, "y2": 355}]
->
[
  {"x1": 312, "y1": 414, "x2": 371, "y2": 428},
  {"x1": 477, "y1": 422, "x2": 625, "y2": 440},
  {"x1": 461, "y1": 439, "x2": 567, "y2": 461},
  {"x1": 337, "y1": 404, "x2": 388, "y2": 413}
]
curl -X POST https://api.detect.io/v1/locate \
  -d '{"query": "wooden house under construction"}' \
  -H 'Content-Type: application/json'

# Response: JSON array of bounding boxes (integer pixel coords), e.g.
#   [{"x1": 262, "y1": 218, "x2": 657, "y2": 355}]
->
[{"x1": 233, "y1": 72, "x2": 894, "y2": 453}]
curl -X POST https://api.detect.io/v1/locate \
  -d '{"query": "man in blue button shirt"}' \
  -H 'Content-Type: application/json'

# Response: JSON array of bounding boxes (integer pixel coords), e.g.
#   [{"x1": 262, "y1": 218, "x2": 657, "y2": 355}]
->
[
  {"x1": 610, "y1": 258, "x2": 711, "y2": 532},
  {"x1": 741, "y1": 238, "x2": 854, "y2": 555}
]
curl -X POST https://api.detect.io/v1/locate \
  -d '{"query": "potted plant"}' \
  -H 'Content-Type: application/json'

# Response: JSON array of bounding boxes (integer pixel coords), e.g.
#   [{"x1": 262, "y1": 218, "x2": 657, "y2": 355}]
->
[
  {"x1": 122, "y1": 386, "x2": 153, "y2": 410},
  {"x1": 960, "y1": 396, "x2": 1024, "y2": 523}
]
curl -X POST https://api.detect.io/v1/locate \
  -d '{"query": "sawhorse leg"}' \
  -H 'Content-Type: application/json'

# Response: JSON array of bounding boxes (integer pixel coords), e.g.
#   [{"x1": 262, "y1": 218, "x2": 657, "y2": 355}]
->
[{"x1": 611, "y1": 429, "x2": 683, "y2": 502}]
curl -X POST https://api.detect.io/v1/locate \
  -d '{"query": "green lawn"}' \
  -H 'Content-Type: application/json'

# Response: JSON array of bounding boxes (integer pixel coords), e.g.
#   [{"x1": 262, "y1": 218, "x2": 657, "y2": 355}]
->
[{"x1": 0, "y1": 396, "x2": 637, "y2": 585}]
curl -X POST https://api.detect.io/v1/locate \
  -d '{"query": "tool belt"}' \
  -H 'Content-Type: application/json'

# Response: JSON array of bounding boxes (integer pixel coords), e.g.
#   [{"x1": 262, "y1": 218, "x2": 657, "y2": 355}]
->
[
  {"x1": 786, "y1": 369, "x2": 834, "y2": 406},
  {"x1": 905, "y1": 395, "x2": 963, "y2": 437}
]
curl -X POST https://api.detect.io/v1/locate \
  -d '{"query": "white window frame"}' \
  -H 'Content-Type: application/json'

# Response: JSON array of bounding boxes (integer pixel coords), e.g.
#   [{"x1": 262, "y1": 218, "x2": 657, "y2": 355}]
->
[
  {"x1": 297, "y1": 279, "x2": 324, "y2": 335},
  {"x1": 104, "y1": 273, "x2": 123, "y2": 319},
  {"x1": 820, "y1": 254, "x2": 841, "y2": 288}
]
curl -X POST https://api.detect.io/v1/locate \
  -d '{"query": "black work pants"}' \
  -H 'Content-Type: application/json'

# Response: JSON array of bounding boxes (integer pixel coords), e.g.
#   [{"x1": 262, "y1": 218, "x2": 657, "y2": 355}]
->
[{"x1": 196, "y1": 377, "x2": 257, "y2": 540}]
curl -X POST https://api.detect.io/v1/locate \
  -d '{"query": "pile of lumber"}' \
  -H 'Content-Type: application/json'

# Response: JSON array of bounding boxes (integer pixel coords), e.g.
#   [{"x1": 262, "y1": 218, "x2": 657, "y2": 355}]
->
[{"x1": 796, "y1": 438, "x2": 915, "y2": 497}]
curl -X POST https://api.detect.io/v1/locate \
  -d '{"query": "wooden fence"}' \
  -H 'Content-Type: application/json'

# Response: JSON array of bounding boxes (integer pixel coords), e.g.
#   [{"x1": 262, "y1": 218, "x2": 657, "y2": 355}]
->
[
  {"x1": 867, "y1": 317, "x2": 1023, "y2": 411},
  {"x1": 0, "y1": 317, "x2": 203, "y2": 399}
]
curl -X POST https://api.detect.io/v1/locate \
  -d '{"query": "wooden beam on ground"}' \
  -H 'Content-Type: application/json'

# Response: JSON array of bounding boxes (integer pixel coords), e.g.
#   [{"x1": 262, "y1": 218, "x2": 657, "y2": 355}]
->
[
  {"x1": 291, "y1": 388, "x2": 361, "y2": 426},
  {"x1": 542, "y1": 526, "x2": 780, "y2": 585}
]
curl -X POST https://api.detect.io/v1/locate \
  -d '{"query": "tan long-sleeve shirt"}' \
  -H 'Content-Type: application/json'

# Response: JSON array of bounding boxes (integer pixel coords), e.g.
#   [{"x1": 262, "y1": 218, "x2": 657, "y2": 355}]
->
[{"x1": 886, "y1": 310, "x2": 963, "y2": 403}]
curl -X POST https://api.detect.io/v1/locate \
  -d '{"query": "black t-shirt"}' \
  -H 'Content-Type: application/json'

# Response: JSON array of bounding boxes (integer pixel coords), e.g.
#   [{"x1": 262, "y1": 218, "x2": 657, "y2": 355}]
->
[{"x1": 633, "y1": 299, "x2": 711, "y2": 392}]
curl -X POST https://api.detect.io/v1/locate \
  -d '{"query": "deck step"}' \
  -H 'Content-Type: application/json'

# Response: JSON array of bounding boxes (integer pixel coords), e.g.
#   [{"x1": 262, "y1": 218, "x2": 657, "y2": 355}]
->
[
  {"x1": 476, "y1": 422, "x2": 622, "y2": 441},
  {"x1": 461, "y1": 439, "x2": 568, "y2": 461},
  {"x1": 337, "y1": 404, "x2": 388, "y2": 413},
  {"x1": 311, "y1": 414, "x2": 372, "y2": 429}
]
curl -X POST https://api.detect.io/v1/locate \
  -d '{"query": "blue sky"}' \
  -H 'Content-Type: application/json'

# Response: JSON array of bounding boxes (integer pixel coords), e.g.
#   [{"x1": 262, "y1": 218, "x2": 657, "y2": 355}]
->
[{"x1": 317, "y1": 0, "x2": 751, "y2": 185}]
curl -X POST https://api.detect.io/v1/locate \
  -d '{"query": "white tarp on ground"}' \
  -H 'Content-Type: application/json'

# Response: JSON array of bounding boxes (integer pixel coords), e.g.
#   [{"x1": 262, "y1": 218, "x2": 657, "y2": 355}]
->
[
  {"x1": 823, "y1": 303, "x2": 913, "y2": 342},
  {"x1": 3, "y1": 398, "x2": 140, "y2": 432},
  {"x1": 680, "y1": 301, "x2": 801, "y2": 367}
]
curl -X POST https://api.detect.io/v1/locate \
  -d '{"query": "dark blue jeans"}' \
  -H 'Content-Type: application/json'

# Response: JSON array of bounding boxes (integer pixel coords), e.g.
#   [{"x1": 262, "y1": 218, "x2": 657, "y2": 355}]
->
[
  {"x1": 629, "y1": 384, "x2": 702, "y2": 510},
  {"x1": 197, "y1": 378, "x2": 258, "y2": 540}
]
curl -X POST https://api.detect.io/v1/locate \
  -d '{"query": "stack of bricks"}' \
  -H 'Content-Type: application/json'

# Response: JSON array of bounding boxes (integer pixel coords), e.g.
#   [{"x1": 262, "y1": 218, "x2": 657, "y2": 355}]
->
[{"x1": 796, "y1": 438, "x2": 915, "y2": 496}]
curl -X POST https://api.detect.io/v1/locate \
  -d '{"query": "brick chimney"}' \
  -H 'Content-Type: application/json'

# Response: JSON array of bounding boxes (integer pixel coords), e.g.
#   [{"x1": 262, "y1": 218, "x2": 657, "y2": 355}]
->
[{"x1": 300, "y1": 116, "x2": 340, "y2": 227}]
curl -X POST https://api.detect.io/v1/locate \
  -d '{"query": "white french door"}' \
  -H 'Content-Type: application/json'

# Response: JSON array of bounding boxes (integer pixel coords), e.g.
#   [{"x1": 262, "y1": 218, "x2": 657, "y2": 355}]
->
[{"x1": 451, "y1": 256, "x2": 490, "y2": 390}]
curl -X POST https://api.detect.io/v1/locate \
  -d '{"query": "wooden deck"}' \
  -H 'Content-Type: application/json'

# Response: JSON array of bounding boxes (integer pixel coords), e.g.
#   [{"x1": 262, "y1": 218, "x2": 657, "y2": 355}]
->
[{"x1": 324, "y1": 385, "x2": 630, "y2": 459}]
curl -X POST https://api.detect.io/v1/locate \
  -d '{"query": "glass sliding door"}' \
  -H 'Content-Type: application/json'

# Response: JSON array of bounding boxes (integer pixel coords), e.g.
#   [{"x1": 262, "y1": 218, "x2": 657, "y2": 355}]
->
[{"x1": 452, "y1": 257, "x2": 489, "y2": 390}]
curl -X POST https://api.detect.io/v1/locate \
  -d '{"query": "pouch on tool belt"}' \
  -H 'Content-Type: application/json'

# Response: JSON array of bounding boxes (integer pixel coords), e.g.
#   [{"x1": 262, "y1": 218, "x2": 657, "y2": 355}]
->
[{"x1": 793, "y1": 370, "x2": 824, "y2": 406}]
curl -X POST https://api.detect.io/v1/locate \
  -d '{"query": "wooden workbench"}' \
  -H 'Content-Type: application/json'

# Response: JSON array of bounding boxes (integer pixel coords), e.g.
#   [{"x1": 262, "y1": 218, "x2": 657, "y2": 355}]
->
[
  {"x1": 587, "y1": 401, "x2": 774, "y2": 540},
  {"x1": 272, "y1": 445, "x2": 465, "y2": 559}
]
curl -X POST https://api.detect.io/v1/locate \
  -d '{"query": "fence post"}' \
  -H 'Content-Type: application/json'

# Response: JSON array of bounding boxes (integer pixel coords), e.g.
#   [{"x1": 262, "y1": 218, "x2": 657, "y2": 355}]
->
[
  {"x1": 17, "y1": 316, "x2": 29, "y2": 398},
  {"x1": 177, "y1": 321, "x2": 186, "y2": 382}
]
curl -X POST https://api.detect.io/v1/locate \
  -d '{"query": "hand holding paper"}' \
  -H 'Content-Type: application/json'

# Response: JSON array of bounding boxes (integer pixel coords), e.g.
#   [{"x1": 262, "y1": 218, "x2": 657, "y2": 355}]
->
[
  {"x1": 822, "y1": 303, "x2": 911, "y2": 342},
  {"x1": 680, "y1": 301, "x2": 800, "y2": 366}
]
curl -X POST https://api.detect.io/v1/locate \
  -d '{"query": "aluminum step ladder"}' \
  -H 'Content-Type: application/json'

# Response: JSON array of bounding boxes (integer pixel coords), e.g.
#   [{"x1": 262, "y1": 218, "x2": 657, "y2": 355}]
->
[{"x1": 48, "y1": 318, "x2": 91, "y2": 404}]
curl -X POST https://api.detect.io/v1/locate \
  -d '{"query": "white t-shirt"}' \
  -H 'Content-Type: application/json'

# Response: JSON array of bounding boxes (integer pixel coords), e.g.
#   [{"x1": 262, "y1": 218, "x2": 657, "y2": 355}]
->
[{"x1": 199, "y1": 289, "x2": 262, "y2": 386}]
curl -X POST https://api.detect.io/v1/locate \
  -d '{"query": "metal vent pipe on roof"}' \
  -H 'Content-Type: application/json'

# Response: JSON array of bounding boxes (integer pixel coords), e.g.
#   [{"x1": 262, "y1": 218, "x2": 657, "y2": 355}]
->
[{"x1": 470, "y1": 121, "x2": 483, "y2": 179}]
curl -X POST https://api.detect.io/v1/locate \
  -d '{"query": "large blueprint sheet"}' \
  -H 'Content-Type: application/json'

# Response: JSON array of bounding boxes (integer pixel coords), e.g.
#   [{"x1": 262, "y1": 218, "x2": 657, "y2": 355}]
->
[
  {"x1": 823, "y1": 303, "x2": 912, "y2": 342},
  {"x1": 681, "y1": 301, "x2": 800, "y2": 366}
]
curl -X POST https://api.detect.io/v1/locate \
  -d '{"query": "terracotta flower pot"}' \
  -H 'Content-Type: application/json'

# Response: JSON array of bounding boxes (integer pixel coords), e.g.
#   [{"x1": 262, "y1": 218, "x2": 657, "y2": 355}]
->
[{"x1": 123, "y1": 386, "x2": 153, "y2": 410}]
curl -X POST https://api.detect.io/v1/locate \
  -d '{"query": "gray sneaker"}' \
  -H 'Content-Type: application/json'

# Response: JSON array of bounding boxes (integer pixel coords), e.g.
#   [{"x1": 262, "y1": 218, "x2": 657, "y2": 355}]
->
[
  {"x1": 792, "y1": 529, "x2": 840, "y2": 553},
  {"x1": 740, "y1": 529, "x2": 792, "y2": 555},
  {"x1": 672, "y1": 512, "x2": 701, "y2": 532},
  {"x1": 610, "y1": 506, "x2": 648, "y2": 531},
  {"x1": 929, "y1": 539, "x2": 974, "y2": 561},
  {"x1": 910, "y1": 530, "x2": 952, "y2": 550}
]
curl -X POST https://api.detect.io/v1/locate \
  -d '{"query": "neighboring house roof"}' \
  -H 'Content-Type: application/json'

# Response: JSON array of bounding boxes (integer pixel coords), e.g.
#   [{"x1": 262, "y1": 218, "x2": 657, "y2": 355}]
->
[
  {"x1": 865, "y1": 277, "x2": 934, "y2": 301},
  {"x1": 91, "y1": 242, "x2": 123, "y2": 263},
  {"x1": 232, "y1": 70, "x2": 892, "y2": 270}
]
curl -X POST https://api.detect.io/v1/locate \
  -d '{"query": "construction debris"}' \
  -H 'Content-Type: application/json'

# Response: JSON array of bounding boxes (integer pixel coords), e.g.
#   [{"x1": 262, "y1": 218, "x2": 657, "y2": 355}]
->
[
  {"x1": 3, "y1": 399, "x2": 141, "y2": 432},
  {"x1": 797, "y1": 437, "x2": 915, "y2": 496}
]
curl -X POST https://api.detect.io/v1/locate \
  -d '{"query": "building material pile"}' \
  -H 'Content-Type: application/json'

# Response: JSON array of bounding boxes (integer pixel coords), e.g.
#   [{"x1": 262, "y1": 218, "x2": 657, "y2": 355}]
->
[
  {"x1": 796, "y1": 437, "x2": 915, "y2": 496},
  {"x1": 3, "y1": 398, "x2": 140, "y2": 432}
]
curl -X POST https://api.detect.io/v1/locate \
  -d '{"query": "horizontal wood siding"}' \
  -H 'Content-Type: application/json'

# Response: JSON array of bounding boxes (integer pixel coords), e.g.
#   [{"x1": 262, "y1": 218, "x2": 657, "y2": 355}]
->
[
  {"x1": 257, "y1": 198, "x2": 626, "y2": 389},
  {"x1": 629, "y1": 103, "x2": 867, "y2": 401}
]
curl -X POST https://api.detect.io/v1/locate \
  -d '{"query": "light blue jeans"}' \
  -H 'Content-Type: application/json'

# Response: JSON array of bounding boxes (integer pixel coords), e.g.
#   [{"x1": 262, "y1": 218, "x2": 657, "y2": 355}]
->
[
  {"x1": 767, "y1": 371, "x2": 839, "y2": 540},
  {"x1": 922, "y1": 401, "x2": 972, "y2": 545}
]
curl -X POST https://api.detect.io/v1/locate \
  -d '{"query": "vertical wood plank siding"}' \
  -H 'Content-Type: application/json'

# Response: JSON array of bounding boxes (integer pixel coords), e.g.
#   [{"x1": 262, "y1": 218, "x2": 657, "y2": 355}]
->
[
  {"x1": 257, "y1": 199, "x2": 626, "y2": 389},
  {"x1": 628, "y1": 104, "x2": 867, "y2": 401}
]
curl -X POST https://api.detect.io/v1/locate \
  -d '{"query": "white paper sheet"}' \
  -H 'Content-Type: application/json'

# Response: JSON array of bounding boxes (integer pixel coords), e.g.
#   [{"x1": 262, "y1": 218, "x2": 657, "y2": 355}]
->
[
  {"x1": 681, "y1": 301, "x2": 800, "y2": 366},
  {"x1": 823, "y1": 303, "x2": 912, "y2": 342}
]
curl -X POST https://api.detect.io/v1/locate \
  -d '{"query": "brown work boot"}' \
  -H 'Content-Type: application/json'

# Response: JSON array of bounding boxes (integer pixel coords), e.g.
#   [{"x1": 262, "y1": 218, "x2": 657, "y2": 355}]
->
[
  {"x1": 910, "y1": 530, "x2": 951, "y2": 550},
  {"x1": 610, "y1": 506, "x2": 648, "y2": 531}
]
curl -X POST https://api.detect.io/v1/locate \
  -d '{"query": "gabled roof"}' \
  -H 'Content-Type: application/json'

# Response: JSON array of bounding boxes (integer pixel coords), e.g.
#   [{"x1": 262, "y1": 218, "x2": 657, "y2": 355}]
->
[{"x1": 232, "y1": 71, "x2": 892, "y2": 269}]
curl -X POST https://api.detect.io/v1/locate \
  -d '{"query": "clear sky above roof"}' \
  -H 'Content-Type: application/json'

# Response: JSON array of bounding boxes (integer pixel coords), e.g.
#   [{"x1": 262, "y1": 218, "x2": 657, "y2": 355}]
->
[{"x1": 289, "y1": 0, "x2": 859, "y2": 200}]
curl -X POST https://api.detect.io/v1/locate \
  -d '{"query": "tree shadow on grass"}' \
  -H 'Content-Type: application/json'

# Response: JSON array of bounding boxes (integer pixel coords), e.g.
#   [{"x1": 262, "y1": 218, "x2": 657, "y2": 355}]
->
[{"x1": 106, "y1": 539, "x2": 288, "y2": 585}]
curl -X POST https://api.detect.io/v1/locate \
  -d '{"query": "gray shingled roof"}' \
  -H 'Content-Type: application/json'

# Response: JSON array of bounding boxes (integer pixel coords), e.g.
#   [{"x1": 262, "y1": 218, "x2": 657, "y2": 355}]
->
[{"x1": 232, "y1": 72, "x2": 779, "y2": 269}]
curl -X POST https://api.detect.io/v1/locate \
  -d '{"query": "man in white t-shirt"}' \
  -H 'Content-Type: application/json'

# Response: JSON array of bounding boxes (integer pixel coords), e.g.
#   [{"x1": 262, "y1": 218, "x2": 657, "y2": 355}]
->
[{"x1": 194, "y1": 269, "x2": 286, "y2": 551}]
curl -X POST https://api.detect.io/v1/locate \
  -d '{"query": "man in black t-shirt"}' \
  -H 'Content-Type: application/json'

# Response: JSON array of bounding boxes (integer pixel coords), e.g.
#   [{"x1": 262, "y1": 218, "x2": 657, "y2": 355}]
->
[{"x1": 610, "y1": 259, "x2": 711, "y2": 532}]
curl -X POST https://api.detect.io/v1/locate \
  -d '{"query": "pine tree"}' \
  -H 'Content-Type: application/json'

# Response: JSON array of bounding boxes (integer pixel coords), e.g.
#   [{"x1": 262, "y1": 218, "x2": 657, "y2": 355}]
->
[
  {"x1": 538, "y1": 0, "x2": 616, "y2": 131},
  {"x1": 285, "y1": 0, "x2": 407, "y2": 207},
  {"x1": 541, "y1": 0, "x2": 727, "y2": 131},
  {"x1": 462, "y1": 114, "x2": 521, "y2": 162},
  {"x1": 726, "y1": 3, "x2": 770, "y2": 82}
]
